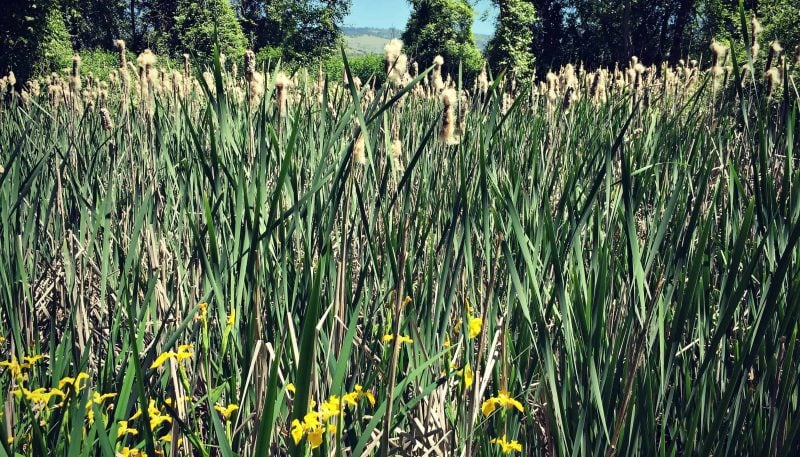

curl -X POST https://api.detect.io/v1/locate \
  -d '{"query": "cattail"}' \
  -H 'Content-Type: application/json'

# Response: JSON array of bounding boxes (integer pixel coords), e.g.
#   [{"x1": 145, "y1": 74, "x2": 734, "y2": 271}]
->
[
  {"x1": 70, "y1": 55, "x2": 82, "y2": 94},
  {"x1": 353, "y1": 132, "x2": 366, "y2": 165},
  {"x1": 48, "y1": 82, "x2": 63, "y2": 109},
  {"x1": 562, "y1": 86, "x2": 576, "y2": 111},
  {"x1": 390, "y1": 54, "x2": 408, "y2": 87},
  {"x1": 100, "y1": 107, "x2": 114, "y2": 130},
  {"x1": 244, "y1": 50, "x2": 256, "y2": 82},
  {"x1": 432, "y1": 55, "x2": 445, "y2": 93},
  {"x1": 412, "y1": 61, "x2": 419, "y2": 79},
  {"x1": 8, "y1": 71, "x2": 16, "y2": 88},
  {"x1": 765, "y1": 41, "x2": 783, "y2": 73},
  {"x1": 795, "y1": 45, "x2": 800, "y2": 65},
  {"x1": 384, "y1": 39, "x2": 403, "y2": 75},
  {"x1": 765, "y1": 67, "x2": 781, "y2": 97},
  {"x1": 439, "y1": 87, "x2": 458, "y2": 145},
  {"x1": 502, "y1": 92, "x2": 514, "y2": 115},
  {"x1": 452, "y1": 90, "x2": 467, "y2": 135},
  {"x1": 137, "y1": 49, "x2": 157, "y2": 93},
  {"x1": 183, "y1": 54, "x2": 191, "y2": 79},
  {"x1": 250, "y1": 71, "x2": 265, "y2": 110},
  {"x1": 98, "y1": 84, "x2": 108, "y2": 108},
  {"x1": 710, "y1": 40, "x2": 728, "y2": 67},
  {"x1": 219, "y1": 52, "x2": 226, "y2": 68},
  {"x1": 563, "y1": 63, "x2": 578, "y2": 89},
  {"x1": 391, "y1": 138, "x2": 402, "y2": 163},
  {"x1": 751, "y1": 16, "x2": 763, "y2": 58},
  {"x1": 27, "y1": 80, "x2": 40, "y2": 97},
  {"x1": 477, "y1": 65, "x2": 489, "y2": 96},
  {"x1": 275, "y1": 72, "x2": 291, "y2": 118}
]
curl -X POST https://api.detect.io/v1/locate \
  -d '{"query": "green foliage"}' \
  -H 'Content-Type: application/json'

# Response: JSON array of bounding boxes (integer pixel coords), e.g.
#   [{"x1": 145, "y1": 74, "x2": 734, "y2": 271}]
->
[
  {"x1": 401, "y1": 0, "x2": 484, "y2": 78},
  {"x1": 76, "y1": 48, "x2": 177, "y2": 81},
  {"x1": 0, "y1": 2, "x2": 72, "y2": 84},
  {"x1": 486, "y1": 0, "x2": 537, "y2": 78},
  {"x1": 173, "y1": 0, "x2": 247, "y2": 62},
  {"x1": 38, "y1": 9, "x2": 74, "y2": 76},
  {"x1": 72, "y1": 49, "x2": 121, "y2": 81},
  {"x1": 705, "y1": 0, "x2": 800, "y2": 64},
  {"x1": 63, "y1": 0, "x2": 127, "y2": 49},
  {"x1": 324, "y1": 53, "x2": 386, "y2": 87},
  {"x1": 238, "y1": 0, "x2": 350, "y2": 64}
]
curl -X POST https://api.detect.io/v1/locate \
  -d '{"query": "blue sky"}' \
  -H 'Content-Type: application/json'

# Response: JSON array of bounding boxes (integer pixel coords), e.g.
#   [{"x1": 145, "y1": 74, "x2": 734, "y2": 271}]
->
[{"x1": 344, "y1": 0, "x2": 497, "y2": 35}]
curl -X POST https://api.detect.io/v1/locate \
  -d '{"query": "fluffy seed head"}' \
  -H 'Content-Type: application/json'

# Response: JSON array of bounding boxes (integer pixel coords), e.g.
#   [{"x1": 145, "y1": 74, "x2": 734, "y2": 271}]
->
[
  {"x1": 751, "y1": 16, "x2": 763, "y2": 38},
  {"x1": 244, "y1": 50, "x2": 256, "y2": 81},
  {"x1": 710, "y1": 40, "x2": 728, "y2": 66},
  {"x1": 137, "y1": 49, "x2": 157, "y2": 69},
  {"x1": 441, "y1": 87, "x2": 457, "y2": 107},
  {"x1": 384, "y1": 39, "x2": 403, "y2": 71},
  {"x1": 433, "y1": 55, "x2": 444, "y2": 67},
  {"x1": 765, "y1": 67, "x2": 781, "y2": 95},
  {"x1": 353, "y1": 133, "x2": 366, "y2": 165},
  {"x1": 100, "y1": 107, "x2": 114, "y2": 130}
]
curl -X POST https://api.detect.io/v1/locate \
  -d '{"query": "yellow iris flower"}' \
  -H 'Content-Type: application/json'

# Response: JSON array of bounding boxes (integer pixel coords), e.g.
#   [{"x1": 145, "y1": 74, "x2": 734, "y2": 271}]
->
[
  {"x1": 491, "y1": 435, "x2": 523, "y2": 453},
  {"x1": 481, "y1": 389, "x2": 525, "y2": 417},
  {"x1": 150, "y1": 344, "x2": 193, "y2": 369},
  {"x1": 381, "y1": 333, "x2": 413, "y2": 344},
  {"x1": 214, "y1": 403, "x2": 239, "y2": 420}
]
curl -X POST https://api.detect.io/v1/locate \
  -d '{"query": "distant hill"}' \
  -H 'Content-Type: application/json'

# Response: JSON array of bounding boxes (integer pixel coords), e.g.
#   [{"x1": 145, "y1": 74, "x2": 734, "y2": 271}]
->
[{"x1": 342, "y1": 27, "x2": 490, "y2": 55}]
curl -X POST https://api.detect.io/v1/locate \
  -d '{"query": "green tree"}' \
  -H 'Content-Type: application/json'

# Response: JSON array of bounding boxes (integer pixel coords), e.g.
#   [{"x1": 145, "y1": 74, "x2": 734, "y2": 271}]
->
[
  {"x1": 486, "y1": 0, "x2": 537, "y2": 78},
  {"x1": 402, "y1": 0, "x2": 484, "y2": 78},
  {"x1": 62, "y1": 0, "x2": 127, "y2": 50},
  {"x1": 1, "y1": 0, "x2": 72, "y2": 84},
  {"x1": 172, "y1": 0, "x2": 247, "y2": 62},
  {"x1": 237, "y1": 0, "x2": 350, "y2": 63}
]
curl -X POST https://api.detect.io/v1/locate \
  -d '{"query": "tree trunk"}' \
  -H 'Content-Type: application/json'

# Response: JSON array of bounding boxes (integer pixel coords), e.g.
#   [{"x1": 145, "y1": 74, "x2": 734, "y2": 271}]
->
[{"x1": 669, "y1": 0, "x2": 694, "y2": 64}]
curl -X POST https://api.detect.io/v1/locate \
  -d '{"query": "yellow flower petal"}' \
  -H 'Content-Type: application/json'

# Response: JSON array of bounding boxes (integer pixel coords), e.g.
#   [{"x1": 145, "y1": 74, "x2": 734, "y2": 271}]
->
[{"x1": 150, "y1": 351, "x2": 175, "y2": 369}]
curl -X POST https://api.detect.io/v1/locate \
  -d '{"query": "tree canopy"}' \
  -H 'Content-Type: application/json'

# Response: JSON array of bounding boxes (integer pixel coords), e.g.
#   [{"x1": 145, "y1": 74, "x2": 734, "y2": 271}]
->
[{"x1": 402, "y1": 0, "x2": 484, "y2": 78}]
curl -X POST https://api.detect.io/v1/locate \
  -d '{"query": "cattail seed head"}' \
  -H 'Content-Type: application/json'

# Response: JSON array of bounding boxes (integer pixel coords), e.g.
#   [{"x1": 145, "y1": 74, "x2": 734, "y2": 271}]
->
[
  {"x1": 710, "y1": 40, "x2": 728, "y2": 67},
  {"x1": 70, "y1": 55, "x2": 82, "y2": 93},
  {"x1": 137, "y1": 49, "x2": 157, "y2": 70},
  {"x1": 244, "y1": 50, "x2": 256, "y2": 82},
  {"x1": 27, "y1": 80, "x2": 40, "y2": 97},
  {"x1": 114, "y1": 40, "x2": 127, "y2": 68},
  {"x1": 100, "y1": 107, "x2": 114, "y2": 130},
  {"x1": 353, "y1": 133, "x2": 366, "y2": 165},
  {"x1": 751, "y1": 16, "x2": 763, "y2": 39},
  {"x1": 249, "y1": 71, "x2": 265, "y2": 109},
  {"x1": 431, "y1": 55, "x2": 445, "y2": 93},
  {"x1": 477, "y1": 65, "x2": 489, "y2": 96},
  {"x1": 384, "y1": 39, "x2": 403, "y2": 74},
  {"x1": 765, "y1": 67, "x2": 781, "y2": 96},
  {"x1": 751, "y1": 16, "x2": 763, "y2": 57},
  {"x1": 183, "y1": 54, "x2": 191, "y2": 78},
  {"x1": 275, "y1": 72, "x2": 291, "y2": 117},
  {"x1": 766, "y1": 40, "x2": 783, "y2": 72},
  {"x1": 439, "y1": 88, "x2": 458, "y2": 145}
]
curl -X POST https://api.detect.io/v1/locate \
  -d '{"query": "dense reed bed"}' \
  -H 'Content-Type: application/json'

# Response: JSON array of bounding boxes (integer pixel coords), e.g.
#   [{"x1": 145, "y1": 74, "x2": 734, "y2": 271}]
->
[{"x1": 1, "y1": 25, "x2": 800, "y2": 456}]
